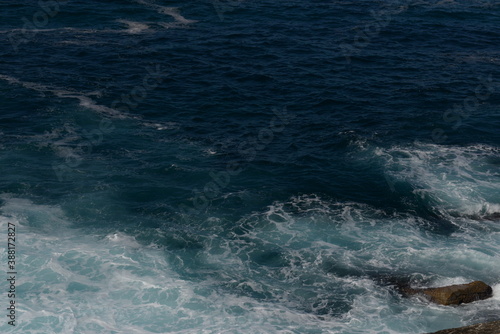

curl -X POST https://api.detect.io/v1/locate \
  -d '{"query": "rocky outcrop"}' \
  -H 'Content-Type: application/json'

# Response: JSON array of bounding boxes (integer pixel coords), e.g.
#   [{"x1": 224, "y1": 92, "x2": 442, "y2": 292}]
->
[
  {"x1": 400, "y1": 281, "x2": 493, "y2": 306},
  {"x1": 425, "y1": 320, "x2": 500, "y2": 334}
]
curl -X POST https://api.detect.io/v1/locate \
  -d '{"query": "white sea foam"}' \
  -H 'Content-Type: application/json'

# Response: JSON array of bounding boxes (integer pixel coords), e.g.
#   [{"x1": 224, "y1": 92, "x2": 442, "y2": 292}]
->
[
  {"x1": 0, "y1": 74, "x2": 130, "y2": 119},
  {"x1": 2, "y1": 18, "x2": 191, "y2": 37},
  {"x1": 134, "y1": 0, "x2": 198, "y2": 26},
  {"x1": 1, "y1": 25, "x2": 154, "y2": 36},
  {"x1": 116, "y1": 20, "x2": 150, "y2": 34},
  {"x1": 58, "y1": 40, "x2": 108, "y2": 46},
  {"x1": 376, "y1": 142, "x2": 500, "y2": 220},
  {"x1": 0, "y1": 74, "x2": 178, "y2": 134},
  {"x1": 0, "y1": 197, "x2": 334, "y2": 333},
  {"x1": 1, "y1": 27, "x2": 104, "y2": 35},
  {"x1": 214, "y1": 194, "x2": 500, "y2": 331},
  {"x1": 143, "y1": 121, "x2": 179, "y2": 131},
  {"x1": 492, "y1": 284, "x2": 500, "y2": 301},
  {"x1": 156, "y1": 7, "x2": 197, "y2": 24},
  {"x1": 1, "y1": 195, "x2": 498, "y2": 333}
]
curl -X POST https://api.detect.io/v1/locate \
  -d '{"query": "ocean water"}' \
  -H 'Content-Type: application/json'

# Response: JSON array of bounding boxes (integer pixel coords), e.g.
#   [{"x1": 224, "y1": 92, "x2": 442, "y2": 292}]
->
[{"x1": 0, "y1": 0, "x2": 499, "y2": 333}]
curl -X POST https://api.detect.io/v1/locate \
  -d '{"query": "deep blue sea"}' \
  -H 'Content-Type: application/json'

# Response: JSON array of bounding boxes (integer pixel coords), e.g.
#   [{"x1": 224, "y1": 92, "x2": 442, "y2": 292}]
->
[{"x1": 1, "y1": 0, "x2": 499, "y2": 333}]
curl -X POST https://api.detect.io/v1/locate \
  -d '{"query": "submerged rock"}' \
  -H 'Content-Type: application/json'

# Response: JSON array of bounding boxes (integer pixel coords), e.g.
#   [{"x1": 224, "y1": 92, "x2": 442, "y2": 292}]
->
[
  {"x1": 425, "y1": 320, "x2": 500, "y2": 334},
  {"x1": 401, "y1": 281, "x2": 493, "y2": 306}
]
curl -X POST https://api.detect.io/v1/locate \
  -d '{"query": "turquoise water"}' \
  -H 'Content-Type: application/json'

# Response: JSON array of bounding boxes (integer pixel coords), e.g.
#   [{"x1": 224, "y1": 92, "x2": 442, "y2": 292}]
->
[{"x1": 0, "y1": 0, "x2": 499, "y2": 333}]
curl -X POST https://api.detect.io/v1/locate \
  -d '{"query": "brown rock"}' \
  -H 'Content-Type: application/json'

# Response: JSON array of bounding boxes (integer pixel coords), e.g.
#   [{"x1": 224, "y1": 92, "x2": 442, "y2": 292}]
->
[
  {"x1": 402, "y1": 281, "x2": 493, "y2": 306},
  {"x1": 421, "y1": 281, "x2": 493, "y2": 305},
  {"x1": 425, "y1": 320, "x2": 500, "y2": 334}
]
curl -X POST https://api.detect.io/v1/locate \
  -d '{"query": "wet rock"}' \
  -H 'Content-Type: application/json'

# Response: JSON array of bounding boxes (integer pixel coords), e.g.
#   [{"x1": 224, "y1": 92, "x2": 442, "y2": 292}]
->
[
  {"x1": 425, "y1": 320, "x2": 500, "y2": 334},
  {"x1": 402, "y1": 281, "x2": 493, "y2": 306}
]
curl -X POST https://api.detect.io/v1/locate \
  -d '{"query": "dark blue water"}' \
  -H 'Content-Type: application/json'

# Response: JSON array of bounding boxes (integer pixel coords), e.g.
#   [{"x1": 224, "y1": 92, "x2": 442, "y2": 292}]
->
[{"x1": 1, "y1": 0, "x2": 499, "y2": 333}]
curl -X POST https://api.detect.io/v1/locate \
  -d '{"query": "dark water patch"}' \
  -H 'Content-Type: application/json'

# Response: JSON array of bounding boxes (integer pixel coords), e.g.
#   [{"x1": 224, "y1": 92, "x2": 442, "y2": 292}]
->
[{"x1": 249, "y1": 248, "x2": 288, "y2": 267}]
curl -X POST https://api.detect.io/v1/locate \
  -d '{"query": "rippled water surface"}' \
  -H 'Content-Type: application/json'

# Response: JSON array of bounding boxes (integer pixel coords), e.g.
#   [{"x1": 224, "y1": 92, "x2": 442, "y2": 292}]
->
[{"x1": 0, "y1": 0, "x2": 499, "y2": 333}]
